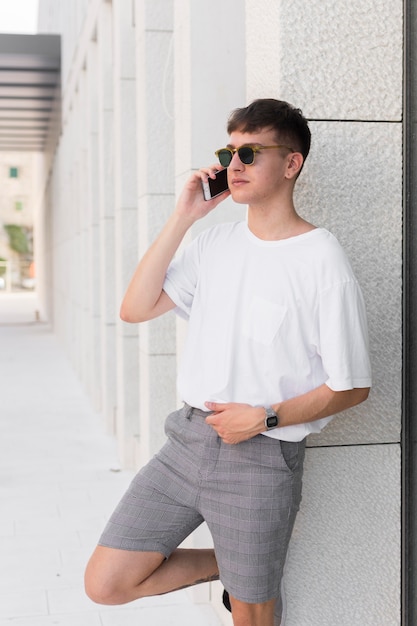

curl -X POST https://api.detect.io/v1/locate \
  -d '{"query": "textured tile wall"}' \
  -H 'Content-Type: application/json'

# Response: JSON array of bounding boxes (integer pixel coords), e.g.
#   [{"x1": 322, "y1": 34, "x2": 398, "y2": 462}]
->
[
  {"x1": 246, "y1": 0, "x2": 402, "y2": 121},
  {"x1": 287, "y1": 445, "x2": 401, "y2": 625}
]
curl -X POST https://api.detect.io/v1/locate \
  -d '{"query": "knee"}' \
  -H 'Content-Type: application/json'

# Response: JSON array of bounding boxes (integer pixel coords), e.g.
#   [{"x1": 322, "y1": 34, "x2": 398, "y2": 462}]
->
[
  {"x1": 84, "y1": 574, "x2": 111, "y2": 605},
  {"x1": 84, "y1": 583, "x2": 113, "y2": 606},
  {"x1": 84, "y1": 560, "x2": 122, "y2": 606}
]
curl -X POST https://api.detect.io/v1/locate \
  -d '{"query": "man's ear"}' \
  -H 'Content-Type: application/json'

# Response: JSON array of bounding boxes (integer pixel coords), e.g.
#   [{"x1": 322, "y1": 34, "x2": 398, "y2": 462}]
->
[{"x1": 285, "y1": 152, "x2": 304, "y2": 179}]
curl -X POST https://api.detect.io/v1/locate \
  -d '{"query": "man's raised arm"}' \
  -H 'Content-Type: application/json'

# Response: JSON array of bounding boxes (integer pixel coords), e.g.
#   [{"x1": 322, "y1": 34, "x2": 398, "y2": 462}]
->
[{"x1": 119, "y1": 166, "x2": 230, "y2": 323}]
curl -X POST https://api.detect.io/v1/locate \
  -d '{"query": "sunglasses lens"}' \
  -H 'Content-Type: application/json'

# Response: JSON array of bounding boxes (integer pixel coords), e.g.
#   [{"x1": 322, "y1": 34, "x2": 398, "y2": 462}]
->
[
  {"x1": 237, "y1": 147, "x2": 255, "y2": 164},
  {"x1": 216, "y1": 146, "x2": 256, "y2": 166},
  {"x1": 217, "y1": 149, "x2": 233, "y2": 167}
]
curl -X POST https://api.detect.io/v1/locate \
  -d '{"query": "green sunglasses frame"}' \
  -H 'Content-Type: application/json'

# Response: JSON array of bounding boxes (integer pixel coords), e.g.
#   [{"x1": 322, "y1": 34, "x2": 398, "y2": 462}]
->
[{"x1": 215, "y1": 144, "x2": 294, "y2": 167}]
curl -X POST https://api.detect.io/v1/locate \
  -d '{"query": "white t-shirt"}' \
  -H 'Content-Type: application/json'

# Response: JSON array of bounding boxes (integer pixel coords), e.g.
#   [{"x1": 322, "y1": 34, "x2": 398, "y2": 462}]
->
[{"x1": 163, "y1": 222, "x2": 371, "y2": 441}]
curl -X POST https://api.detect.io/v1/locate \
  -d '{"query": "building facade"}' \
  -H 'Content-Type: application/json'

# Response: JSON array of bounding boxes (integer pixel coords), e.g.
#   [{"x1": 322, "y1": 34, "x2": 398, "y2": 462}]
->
[
  {"x1": 0, "y1": 152, "x2": 39, "y2": 289},
  {"x1": 36, "y1": 1, "x2": 403, "y2": 624}
]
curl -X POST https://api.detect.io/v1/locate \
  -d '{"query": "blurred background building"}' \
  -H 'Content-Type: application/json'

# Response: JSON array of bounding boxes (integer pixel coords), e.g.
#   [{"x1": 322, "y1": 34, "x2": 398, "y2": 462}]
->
[
  {"x1": 0, "y1": 152, "x2": 37, "y2": 290},
  {"x1": 0, "y1": 30, "x2": 59, "y2": 291},
  {"x1": 2, "y1": 0, "x2": 412, "y2": 624}
]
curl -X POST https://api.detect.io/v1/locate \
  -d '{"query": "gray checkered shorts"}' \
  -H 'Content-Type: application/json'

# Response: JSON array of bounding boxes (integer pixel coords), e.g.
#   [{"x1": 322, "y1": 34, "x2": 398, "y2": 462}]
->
[{"x1": 99, "y1": 404, "x2": 305, "y2": 604}]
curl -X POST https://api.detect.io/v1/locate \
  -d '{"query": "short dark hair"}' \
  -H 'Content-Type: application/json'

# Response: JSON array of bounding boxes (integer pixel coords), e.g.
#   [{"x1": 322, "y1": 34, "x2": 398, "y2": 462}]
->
[{"x1": 227, "y1": 98, "x2": 311, "y2": 162}]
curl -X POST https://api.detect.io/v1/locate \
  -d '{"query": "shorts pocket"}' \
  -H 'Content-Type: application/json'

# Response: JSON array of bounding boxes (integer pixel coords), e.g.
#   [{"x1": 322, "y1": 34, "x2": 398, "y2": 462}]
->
[
  {"x1": 164, "y1": 407, "x2": 187, "y2": 439},
  {"x1": 279, "y1": 439, "x2": 306, "y2": 473}
]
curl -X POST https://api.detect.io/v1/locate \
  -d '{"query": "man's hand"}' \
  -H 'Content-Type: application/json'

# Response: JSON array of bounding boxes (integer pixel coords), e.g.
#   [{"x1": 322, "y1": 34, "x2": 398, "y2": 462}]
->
[
  {"x1": 175, "y1": 165, "x2": 230, "y2": 224},
  {"x1": 204, "y1": 402, "x2": 265, "y2": 444}
]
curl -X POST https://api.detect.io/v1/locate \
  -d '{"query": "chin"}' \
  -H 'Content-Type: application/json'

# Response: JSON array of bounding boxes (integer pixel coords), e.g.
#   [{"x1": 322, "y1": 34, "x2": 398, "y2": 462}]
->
[{"x1": 230, "y1": 188, "x2": 251, "y2": 204}]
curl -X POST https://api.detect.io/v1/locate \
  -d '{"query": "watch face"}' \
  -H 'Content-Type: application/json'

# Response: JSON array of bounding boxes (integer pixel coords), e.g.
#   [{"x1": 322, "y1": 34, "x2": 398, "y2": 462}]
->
[{"x1": 266, "y1": 414, "x2": 278, "y2": 428}]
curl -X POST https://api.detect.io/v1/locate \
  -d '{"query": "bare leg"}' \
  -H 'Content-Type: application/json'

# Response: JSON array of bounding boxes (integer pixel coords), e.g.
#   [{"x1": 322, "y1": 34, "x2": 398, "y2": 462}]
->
[
  {"x1": 230, "y1": 596, "x2": 276, "y2": 626},
  {"x1": 224, "y1": 588, "x2": 283, "y2": 625},
  {"x1": 85, "y1": 546, "x2": 219, "y2": 605}
]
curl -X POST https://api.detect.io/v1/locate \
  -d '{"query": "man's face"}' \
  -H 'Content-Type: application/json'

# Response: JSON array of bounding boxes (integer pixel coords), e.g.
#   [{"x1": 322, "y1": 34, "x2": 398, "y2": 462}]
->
[{"x1": 224, "y1": 127, "x2": 295, "y2": 207}]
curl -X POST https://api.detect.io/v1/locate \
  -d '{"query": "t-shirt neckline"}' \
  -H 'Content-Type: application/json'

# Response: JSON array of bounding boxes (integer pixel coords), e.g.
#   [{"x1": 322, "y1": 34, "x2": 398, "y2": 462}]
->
[{"x1": 243, "y1": 221, "x2": 324, "y2": 246}]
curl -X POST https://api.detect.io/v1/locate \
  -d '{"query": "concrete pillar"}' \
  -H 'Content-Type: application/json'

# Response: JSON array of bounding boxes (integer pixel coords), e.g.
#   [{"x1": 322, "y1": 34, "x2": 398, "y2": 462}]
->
[
  {"x1": 113, "y1": 0, "x2": 140, "y2": 468},
  {"x1": 173, "y1": 0, "x2": 247, "y2": 237},
  {"x1": 86, "y1": 37, "x2": 103, "y2": 411},
  {"x1": 172, "y1": 0, "x2": 247, "y2": 383},
  {"x1": 97, "y1": 1, "x2": 117, "y2": 434},
  {"x1": 76, "y1": 67, "x2": 90, "y2": 391},
  {"x1": 134, "y1": 0, "x2": 178, "y2": 465}
]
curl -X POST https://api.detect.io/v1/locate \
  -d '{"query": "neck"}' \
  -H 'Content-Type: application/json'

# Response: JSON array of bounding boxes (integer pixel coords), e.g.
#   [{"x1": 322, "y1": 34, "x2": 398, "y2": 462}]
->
[{"x1": 247, "y1": 202, "x2": 315, "y2": 241}]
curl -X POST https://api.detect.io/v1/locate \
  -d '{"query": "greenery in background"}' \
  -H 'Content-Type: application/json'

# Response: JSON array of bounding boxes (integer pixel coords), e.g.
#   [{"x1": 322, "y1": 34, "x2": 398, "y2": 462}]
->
[
  {"x1": 0, "y1": 257, "x2": 6, "y2": 276},
  {"x1": 4, "y1": 224, "x2": 30, "y2": 254}
]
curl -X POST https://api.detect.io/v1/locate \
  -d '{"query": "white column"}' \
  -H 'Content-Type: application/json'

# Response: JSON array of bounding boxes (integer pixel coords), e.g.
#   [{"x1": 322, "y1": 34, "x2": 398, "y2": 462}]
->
[
  {"x1": 86, "y1": 38, "x2": 103, "y2": 411},
  {"x1": 76, "y1": 66, "x2": 90, "y2": 391},
  {"x1": 97, "y1": 1, "x2": 117, "y2": 434},
  {"x1": 113, "y1": 0, "x2": 140, "y2": 468},
  {"x1": 134, "y1": 0, "x2": 178, "y2": 465}
]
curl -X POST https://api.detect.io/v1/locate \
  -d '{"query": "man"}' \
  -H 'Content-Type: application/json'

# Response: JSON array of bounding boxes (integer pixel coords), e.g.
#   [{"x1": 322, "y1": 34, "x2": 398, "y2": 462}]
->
[{"x1": 85, "y1": 99, "x2": 371, "y2": 626}]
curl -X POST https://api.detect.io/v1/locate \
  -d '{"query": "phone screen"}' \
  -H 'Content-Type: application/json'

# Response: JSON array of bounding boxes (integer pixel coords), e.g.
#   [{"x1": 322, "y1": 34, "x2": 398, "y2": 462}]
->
[{"x1": 202, "y1": 169, "x2": 229, "y2": 200}]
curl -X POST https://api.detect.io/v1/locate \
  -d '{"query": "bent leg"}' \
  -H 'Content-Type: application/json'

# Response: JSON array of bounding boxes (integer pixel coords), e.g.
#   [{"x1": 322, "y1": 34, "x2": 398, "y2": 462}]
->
[{"x1": 84, "y1": 545, "x2": 219, "y2": 605}]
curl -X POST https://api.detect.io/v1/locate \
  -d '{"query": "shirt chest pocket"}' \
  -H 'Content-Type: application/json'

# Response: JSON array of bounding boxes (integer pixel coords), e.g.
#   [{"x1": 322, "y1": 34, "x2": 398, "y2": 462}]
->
[{"x1": 241, "y1": 296, "x2": 287, "y2": 345}]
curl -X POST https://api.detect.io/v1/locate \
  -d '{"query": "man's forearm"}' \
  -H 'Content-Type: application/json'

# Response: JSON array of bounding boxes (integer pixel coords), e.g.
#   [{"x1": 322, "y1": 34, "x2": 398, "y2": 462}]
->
[
  {"x1": 119, "y1": 211, "x2": 193, "y2": 323},
  {"x1": 273, "y1": 384, "x2": 370, "y2": 429}
]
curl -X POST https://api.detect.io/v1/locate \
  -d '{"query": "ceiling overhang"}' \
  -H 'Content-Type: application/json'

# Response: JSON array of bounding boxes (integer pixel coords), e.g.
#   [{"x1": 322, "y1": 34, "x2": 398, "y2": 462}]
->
[{"x1": 0, "y1": 33, "x2": 61, "y2": 152}]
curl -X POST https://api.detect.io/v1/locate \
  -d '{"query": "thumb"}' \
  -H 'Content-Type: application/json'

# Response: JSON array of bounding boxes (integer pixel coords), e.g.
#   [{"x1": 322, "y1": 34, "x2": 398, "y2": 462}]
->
[{"x1": 205, "y1": 401, "x2": 226, "y2": 411}]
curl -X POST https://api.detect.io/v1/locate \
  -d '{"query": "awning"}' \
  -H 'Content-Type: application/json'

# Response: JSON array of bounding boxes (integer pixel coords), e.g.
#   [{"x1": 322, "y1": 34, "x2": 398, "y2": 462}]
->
[{"x1": 0, "y1": 33, "x2": 60, "y2": 152}]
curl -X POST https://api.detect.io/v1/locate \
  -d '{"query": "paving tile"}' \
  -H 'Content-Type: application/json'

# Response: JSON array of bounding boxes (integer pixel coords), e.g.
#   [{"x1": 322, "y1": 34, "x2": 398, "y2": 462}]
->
[
  {"x1": 47, "y1": 587, "x2": 101, "y2": 614},
  {"x1": 99, "y1": 604, "x2": 224, "y2": 625},
  {"x1": 47, "y1": 587, "x2": 186, "y2": 615},
  {"x1": 0, "y1": 520, "x2": 14, "y2": 536},
  {"x1": 0, "y1": 590, "x2": 48, "y2": 619},
  {"x1": 0, "y1": 555, "x2": 66, "y2": 593},
  {"x1": 0, "y1": 614, "x2": 102, "y2": 626},
  {"x1": 0, "y1": 533, "x2": 81, "y2": 556}
]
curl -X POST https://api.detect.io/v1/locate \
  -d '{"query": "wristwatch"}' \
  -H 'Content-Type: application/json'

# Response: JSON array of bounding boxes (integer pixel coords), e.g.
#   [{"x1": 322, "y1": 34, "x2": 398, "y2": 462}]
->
[{"x1": 264, "y1": 406, "x2": 279, "y2": 430}]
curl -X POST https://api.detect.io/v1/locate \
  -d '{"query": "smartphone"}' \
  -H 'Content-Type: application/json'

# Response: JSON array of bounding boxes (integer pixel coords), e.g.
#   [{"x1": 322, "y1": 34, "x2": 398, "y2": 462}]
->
[{"x1": 202, "y1": 168, "x2": 229, "y2": 201}]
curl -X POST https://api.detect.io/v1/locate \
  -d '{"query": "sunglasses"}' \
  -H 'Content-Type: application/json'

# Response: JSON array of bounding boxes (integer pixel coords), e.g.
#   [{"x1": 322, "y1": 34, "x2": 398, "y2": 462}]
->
[{"x1": 215, "y1": 144, "x2": 294, "y2": 167}]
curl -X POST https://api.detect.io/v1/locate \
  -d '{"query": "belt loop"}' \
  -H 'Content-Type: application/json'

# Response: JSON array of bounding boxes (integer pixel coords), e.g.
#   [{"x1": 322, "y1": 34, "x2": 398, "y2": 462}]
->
[{"x1": 184, "y1": 403, "x2": 193, "y2": 420}]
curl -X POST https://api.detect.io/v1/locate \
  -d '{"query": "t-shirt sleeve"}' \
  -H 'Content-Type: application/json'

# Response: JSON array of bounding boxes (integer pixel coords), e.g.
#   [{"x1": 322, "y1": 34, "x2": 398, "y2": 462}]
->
[
  {"x1": 163, "y1": 238, "x2": 200, "y2": 321},
  {"x1": 318, "y1": 280, "x2": 372, "y2": 391}
]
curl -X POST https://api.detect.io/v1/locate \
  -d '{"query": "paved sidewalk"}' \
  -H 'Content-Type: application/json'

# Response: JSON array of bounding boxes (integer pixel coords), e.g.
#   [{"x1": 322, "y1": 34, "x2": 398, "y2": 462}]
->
[{"x1": 0, "y1": 293, "x2": 224, "y2": 626}]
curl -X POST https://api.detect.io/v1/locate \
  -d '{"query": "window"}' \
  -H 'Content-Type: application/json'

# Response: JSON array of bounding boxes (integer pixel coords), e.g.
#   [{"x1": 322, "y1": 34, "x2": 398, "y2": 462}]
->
[
  {"x1": 9, "y1": 167, "x2": 18, "y2": 178},
  {"x1": 15, "y1": 201, "x2": 23, "y2": 211}
]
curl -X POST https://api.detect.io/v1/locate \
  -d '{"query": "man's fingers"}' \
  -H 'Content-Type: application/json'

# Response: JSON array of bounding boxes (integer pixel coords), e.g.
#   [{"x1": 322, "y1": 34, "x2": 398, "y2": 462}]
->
[{"x1": 204, "y1": 401, "x2": 228, "y2": 412}]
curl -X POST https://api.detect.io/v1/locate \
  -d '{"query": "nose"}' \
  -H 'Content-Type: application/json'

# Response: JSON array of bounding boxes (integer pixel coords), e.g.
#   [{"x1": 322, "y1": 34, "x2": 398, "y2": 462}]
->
[{"x1": 229, "y1": 150, "x2": 244, "y2": 169}]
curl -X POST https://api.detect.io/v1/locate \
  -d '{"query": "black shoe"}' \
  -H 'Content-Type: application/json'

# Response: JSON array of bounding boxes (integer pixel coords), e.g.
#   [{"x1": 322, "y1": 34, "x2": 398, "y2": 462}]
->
[{"x1": 222, "y1": 589, "x2": 232, "y2": 612}]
